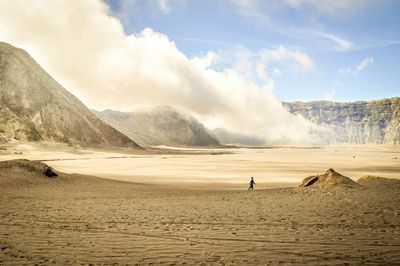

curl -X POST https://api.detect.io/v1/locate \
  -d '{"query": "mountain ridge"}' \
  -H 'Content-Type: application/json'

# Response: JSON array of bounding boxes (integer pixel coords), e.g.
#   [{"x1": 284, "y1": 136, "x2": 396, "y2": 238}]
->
[
  {"x1": 0, "y1": 41, "x2": 140, "y2": 148},
  {"x1": 93, "y1": 106, "x2": 220, "y2": 147}
]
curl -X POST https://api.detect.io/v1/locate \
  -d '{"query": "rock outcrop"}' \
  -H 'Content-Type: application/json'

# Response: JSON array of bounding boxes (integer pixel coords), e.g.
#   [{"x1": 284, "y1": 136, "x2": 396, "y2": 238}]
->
[
  {"x1": 0, "y1": 42, "x2": 140, "y2": 148},
  {"x1": 283, "y1": 98, "x2": 400, "y2": 145},
  {"x1": 300, "y1": 168, "x2": 360, "y2": 189},
  {"x1": 93, "y1": 106, "x2": 220, "y2": 147},
  {"x1": 0, "y1": 159, "x2": 58, "y2": 178}
]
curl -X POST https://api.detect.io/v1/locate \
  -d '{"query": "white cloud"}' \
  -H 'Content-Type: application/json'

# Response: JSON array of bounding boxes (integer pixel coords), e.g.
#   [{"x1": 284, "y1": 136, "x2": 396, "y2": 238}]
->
[
  {"x1": 109, "y1": 0, "x2": 180, "y2": 28},
  {"x1": 357, "y1": 56, "x2": 374, "y2": 72},
  {"x1": 339, "y1": 56, "x2": 374, "y2": 75},
  {"x1": 230, "y1": 0, "x2": 259, "y2": 11},
  {"x1": 225, "y1": 46, "x2": 314, "y2": 82},
  {"x1": 260, "y1": 46, "x2": 314, "y2": 70},
  {"x1": 0, "y1": 0, "x2": 322, "y2": 144},
  {"x1": 256, "y1": 63, "x2": 267, "y2": 80},
  {"x1": 314, "y1": 31, "x2": 353, "y2": 51},
  {"x1": 158, "y1": 0, "x2": 171, "y2": 14},
  {"x1": 190, "y1": 51, "x2": 218, "y2": 70},
  {"x1": 323, "y1": 88, "x2": 336, "y2": 101},
  {"x1": 322, "y1": 79, "x2": 343, "y2": 101},
  {"x1": 272, "y1": 68, "x2": 283, "y2": 77},
  {"x1": 338, "y1": 68, "x2": 352, "y2": 75}
]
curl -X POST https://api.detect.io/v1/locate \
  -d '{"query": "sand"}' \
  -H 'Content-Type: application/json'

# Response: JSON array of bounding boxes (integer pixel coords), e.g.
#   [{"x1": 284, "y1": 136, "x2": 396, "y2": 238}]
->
[
  {"x1": 1, "y1": 143, "x2": 400, "y2": 264},
  {"x1": 1, "y1": 142, "x2": 399, "y2": 186}
]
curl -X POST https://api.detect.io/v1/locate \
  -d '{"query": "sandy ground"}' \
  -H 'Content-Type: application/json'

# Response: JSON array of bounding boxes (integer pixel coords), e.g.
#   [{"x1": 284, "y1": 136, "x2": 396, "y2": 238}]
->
[
  {"x1": 0, "y1": 143, "x2": 400, "y2": 265},
  {"x1": 1, "y1": 142, "x2": 399, "y2": 186}
]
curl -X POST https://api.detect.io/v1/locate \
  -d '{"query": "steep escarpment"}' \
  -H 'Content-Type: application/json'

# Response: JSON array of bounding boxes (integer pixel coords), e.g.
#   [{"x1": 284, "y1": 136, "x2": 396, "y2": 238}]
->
[
  {"x1": 283, "y1": 98, "x2": 400, "y2": 145},
  {"x1": 0, "y1": 42, "x2": 140, "y2": 148},
  {"x1": 93, "y1": 106, "x2": 220, "y2": 147}
]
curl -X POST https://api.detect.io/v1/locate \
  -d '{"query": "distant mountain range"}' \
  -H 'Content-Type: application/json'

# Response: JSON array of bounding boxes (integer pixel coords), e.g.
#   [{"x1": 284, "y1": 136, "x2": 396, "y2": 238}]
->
[
  {"x1": 93, "y1": 106, "x2": 220, "y2": 147},
  {"x1": 283, "y1": 98, "x2": 400, "y2": 145},
  {"x1": 0, "y1": 41, "x2": 398, "y2": 147},
  {"x1": 0, "y1": 42, "x2": 139, "y2": 148}
]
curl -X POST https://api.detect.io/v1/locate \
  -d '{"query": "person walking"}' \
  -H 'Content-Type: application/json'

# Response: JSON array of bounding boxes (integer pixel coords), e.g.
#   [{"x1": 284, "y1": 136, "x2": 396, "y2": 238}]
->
[{"x1": 248, "y1": 176, "x2": 256, "y2": 190}]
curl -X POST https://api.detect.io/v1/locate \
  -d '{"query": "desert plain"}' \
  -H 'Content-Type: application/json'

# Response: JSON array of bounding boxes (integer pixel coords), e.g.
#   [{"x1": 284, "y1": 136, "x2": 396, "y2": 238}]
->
[{"x1": 0, "y1": 143, "x2": 400, "y2": 265}]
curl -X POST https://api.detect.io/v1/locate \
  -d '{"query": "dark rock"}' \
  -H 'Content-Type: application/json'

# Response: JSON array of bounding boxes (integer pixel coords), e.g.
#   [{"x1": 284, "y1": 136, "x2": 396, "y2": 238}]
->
[
  {"x1": 44, "y1": 167, "x2": 58, "y2": 177},
  {"x1": 301, "y1": 176, "x2": 319, "y2": 187}
]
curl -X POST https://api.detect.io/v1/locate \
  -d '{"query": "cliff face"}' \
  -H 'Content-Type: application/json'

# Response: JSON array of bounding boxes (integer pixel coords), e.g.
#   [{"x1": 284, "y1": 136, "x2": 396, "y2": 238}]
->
[
  {"x1": 93, "y1": 106, "x2": 220, "y2": 147},
  {"x1": 283, "y1": 98, "x2": 400, "y2": 145},
  {"x1": 0, "y1": 42, "x2": 140, "y2": 148}
]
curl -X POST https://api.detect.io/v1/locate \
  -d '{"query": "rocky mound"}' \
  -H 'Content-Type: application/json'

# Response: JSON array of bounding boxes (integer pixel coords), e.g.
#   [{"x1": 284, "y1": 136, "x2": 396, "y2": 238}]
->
[
  {"x1": 357, "y1": 175, "x2": 400, "y2": 188},
  {"x1": 0, "y1": 159, "x2": 58, "y2": 178},
  {"x1": 0, "y1": 159, "x2": 63, "y2": 189},
  {"x1": 300, "y1": 168, "x2": 360, "y2": 189}
]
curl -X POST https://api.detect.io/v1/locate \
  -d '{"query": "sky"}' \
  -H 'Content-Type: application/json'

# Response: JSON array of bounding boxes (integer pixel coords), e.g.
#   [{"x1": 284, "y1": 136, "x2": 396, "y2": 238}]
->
[
  {"x1": 109, "y1": 0, "x2": 400, "y2": 102},
  {"x1": 0, "y1": 0, "x2": 399, "y2": 144}
]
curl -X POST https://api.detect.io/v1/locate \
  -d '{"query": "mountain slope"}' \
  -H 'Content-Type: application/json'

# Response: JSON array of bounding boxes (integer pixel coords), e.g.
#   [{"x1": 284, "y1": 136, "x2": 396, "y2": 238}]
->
[
  {"x1": 0, "y1": 42, "x2": 140, "y2": 148},
  {"x1": 93, "y1": 106, "x2": 220, "y2": 147},
  {"x1": 283, "y1": 98, "x2": 400, "y2": 145},
  {"x1": 211, "y1": 128, "x2": 265, "y2": 146}
]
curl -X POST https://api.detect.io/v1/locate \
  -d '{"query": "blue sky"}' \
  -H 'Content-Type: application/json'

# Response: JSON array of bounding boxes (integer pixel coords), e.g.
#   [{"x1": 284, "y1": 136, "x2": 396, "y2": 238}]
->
[{"x1": 107, "y1": 0, "x2": 400, "y2": 102}]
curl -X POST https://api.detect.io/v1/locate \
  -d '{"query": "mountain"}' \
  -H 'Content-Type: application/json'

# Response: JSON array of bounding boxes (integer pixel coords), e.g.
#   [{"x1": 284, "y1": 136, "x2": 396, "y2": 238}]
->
[
  {"x1": 283, "y1": 98, "x2": 400, "y2": 145},
  {"x1": 0, "y1": 42, "x2": 140, "y2": 148},
  {"x1": 93, "y1": 106, "x2": 220, "y2": 147}
]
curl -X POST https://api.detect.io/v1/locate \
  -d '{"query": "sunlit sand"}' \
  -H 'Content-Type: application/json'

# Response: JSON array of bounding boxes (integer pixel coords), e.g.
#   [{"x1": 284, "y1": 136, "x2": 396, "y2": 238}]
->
[
  {"x1": 1, "y1": 144, "x2": 400, "y2": 264},
  {"x1": 2, "y1": 143, "x2": 399, "y2": 186}
]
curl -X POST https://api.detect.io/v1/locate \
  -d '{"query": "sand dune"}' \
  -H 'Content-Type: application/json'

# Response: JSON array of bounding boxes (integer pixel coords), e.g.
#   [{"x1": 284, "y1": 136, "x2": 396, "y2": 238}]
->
[{"x1": 0, "y1": 159, "x2": 400, "y2": 264}]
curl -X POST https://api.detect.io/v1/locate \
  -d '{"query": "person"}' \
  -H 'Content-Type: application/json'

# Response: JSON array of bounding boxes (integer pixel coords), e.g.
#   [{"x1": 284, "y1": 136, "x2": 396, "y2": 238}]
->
[{"x1": 248, "y1": 176, "x2": 256, "y2": 190}]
